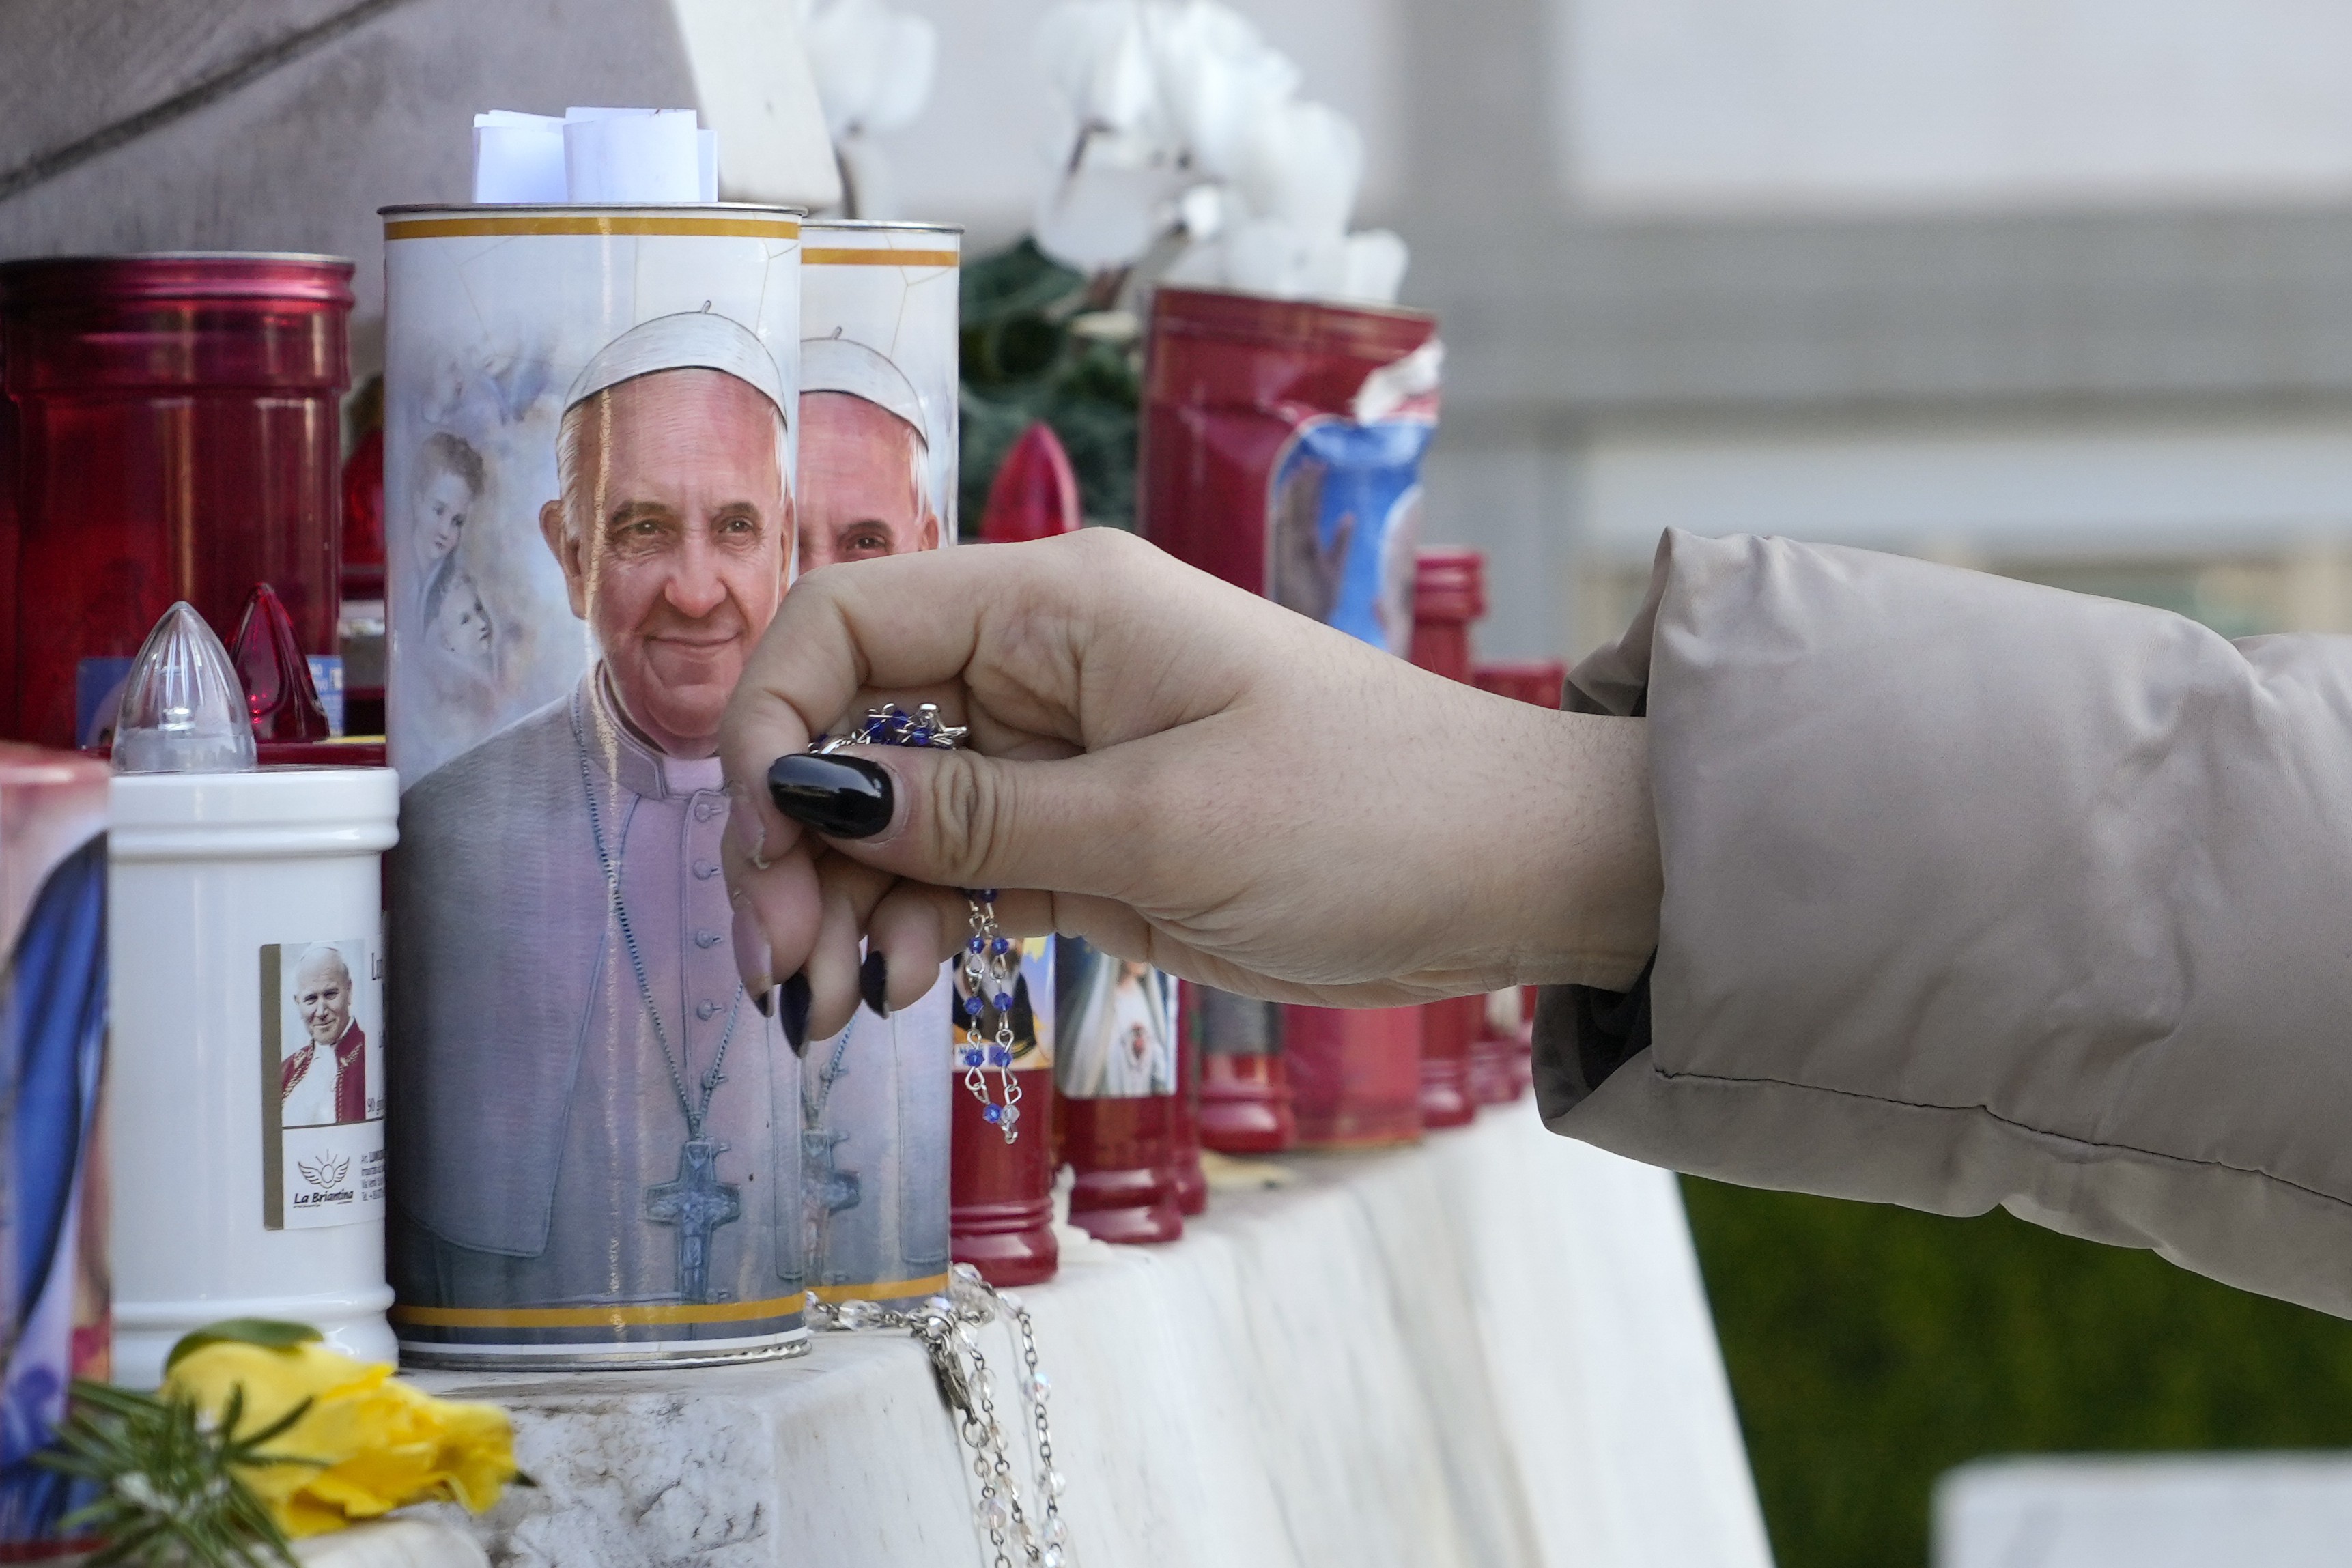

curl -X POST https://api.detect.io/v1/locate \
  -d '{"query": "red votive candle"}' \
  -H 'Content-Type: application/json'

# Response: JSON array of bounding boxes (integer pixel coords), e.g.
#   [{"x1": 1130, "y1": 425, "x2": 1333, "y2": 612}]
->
[
  {"x1": 339, "y1": 380, "x2": 386, "y2": 738},
  {"x1": 1055, "y1": 937, "x2": 1183, "y2": 1244},
  {"x1": 1191, "y1": 982, "x2": 1296, "y2": 1154},
  {"x1": 0, "y1": 253, "x2": 352, "y2": 750},
  {"x1": 1141, "y1": 286, "x2": 1441, "y2": 1155},
  {"x1": 1473, "y1": 659, "x2": 1569, "y2": 1102},
  {"x1": 1287, "y1": 1005, "x2": 1423, "y2": 1148},
  {"x1": 1408, "y1": 548, "x2": 1488, "y2": 1128},
  {"x1": 951, "y1": 936, "x2": 1061, "y2": 1285},
  {"x1": 951, "y1": 1068, "x2": 1060, "y2": 1286},
  {"x1": 1168, "y1": 991, "x2": 1209, "y2": 1215}
]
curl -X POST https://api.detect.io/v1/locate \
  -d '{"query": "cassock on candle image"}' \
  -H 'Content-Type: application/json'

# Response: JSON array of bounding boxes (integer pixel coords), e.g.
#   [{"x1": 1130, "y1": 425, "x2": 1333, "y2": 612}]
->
[{"x1": 380, "y1": 210, "x2": 810, "y2": 1366}]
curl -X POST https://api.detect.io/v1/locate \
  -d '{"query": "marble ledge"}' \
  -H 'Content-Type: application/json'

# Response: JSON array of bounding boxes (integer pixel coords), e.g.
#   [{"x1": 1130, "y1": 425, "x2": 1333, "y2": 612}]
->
[{"x1": 403, "y1": 1109, "x2": 1775, "y2": 1568}]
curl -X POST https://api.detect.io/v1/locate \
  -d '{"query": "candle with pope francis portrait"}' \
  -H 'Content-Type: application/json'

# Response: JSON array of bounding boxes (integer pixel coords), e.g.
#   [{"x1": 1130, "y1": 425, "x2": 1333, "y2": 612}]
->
[{"x1": 380, "y1": 203, "x2": 812, "y2": 1368}]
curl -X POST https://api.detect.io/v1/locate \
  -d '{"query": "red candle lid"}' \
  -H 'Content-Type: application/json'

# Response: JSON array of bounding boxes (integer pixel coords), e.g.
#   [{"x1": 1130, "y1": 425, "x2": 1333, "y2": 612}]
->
[
  {"x1": 0, "y1": 253, "x2": 356, "y2": 307},
  {"x1": 978, "y1": 423, "x2": 1083, "y2": 543},
  {"x1": 0, "y1": 253, "x2": 354, "y2": 395}
]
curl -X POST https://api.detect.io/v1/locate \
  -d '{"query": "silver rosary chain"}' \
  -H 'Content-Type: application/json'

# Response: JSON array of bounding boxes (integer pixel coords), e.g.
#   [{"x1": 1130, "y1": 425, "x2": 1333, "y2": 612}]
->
[
  {"x1": 960, "y1": 894, "x2": 1024, "y2": 1143},
  {"x1": 806, "y1": 706, "x2": 1024, "y2": 1143},
  {"x1": 806, "y1": 1265, "x2": 1069, "y2": 1567}
]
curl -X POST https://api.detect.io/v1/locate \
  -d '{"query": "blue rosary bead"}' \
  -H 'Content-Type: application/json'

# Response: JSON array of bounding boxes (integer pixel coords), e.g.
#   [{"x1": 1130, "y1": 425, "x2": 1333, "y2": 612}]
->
[
  {"x1": 967, "y1": 936, "x2": 985, "y2": 954},
  {"x1": 962, "y1": 1048, "x2": 985, "y2": 1068},
  {"x1": 993, "y1": 991, "x2": 1013, "y2": 1011},
  {"x1": 982, "y1": 1104, "x2": 1003, "y2": 1124},
  {"x1": 988, "y1": 1046, "x2": 1013, "y2": 1066},
  {"x1": 963, "y1": 995, "x2": 983, "y2": 1019},
  {"x1": 991, "y1": 936, "x2": 1010, "y2": 954}
]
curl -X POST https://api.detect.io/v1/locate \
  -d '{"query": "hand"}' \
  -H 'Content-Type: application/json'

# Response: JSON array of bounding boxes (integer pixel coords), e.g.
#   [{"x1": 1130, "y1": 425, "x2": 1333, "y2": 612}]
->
[{"x1": 719, "y1": 528, "x2": 1659, "y2": 1043}]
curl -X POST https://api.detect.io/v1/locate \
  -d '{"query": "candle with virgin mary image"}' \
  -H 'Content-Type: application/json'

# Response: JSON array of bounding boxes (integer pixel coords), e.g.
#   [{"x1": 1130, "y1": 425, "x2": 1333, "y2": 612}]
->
[
  {"x1": 1054, "y1": 938, "x2": 1184, "y2": 1244},
  {"x1": 381, "y1": 204, "x2": 810, "y2": 1368},
  {"x1": 1140, "y1": 286, "x2": 1442, "y2": 1152}
]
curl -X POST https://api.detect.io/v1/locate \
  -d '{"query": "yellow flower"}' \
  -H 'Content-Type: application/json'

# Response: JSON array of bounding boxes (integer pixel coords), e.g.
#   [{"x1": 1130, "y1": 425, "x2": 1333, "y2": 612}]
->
[{"x1": 162, "y1": 1340, "x2": 518, "y2": 1539}]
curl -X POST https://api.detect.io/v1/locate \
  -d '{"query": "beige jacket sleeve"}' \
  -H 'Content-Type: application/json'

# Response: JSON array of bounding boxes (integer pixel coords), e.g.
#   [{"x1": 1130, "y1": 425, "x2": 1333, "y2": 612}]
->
[{"x1": 1538, "y1": 529, "x2": 2352, "y2": 1317}]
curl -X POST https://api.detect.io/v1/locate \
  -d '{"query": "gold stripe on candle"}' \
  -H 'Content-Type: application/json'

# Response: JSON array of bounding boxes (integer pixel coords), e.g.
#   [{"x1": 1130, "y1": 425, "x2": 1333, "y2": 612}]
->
[
  {"x1": 391, "y1": 1293, "x2": 810, "y2": 1328},
  {"x1": 385, "y1": 215, "x2": 802, "y2": 242},
  {"x1": 802, "y1": 248, "x2": 959, "y2": 268},
  {"x1": 800, "y1": 1272, "x2": 952, "y2": 1304}
]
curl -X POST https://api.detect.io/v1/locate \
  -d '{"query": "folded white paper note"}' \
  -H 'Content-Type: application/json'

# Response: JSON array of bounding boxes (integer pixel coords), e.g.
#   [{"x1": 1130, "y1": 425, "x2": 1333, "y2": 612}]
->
[
  {"x1": 470, "y1": 111, "x2": 565, "y2": 203},
  {"x1": 561, "y1": 107, "x2": 703, "y2": 204}
]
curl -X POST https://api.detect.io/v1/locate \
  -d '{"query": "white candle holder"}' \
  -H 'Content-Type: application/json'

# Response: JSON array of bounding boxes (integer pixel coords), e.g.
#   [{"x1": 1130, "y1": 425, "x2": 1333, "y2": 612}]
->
[{"x1": 109, "y1": 766, "x2": 400, "y2": 1388}]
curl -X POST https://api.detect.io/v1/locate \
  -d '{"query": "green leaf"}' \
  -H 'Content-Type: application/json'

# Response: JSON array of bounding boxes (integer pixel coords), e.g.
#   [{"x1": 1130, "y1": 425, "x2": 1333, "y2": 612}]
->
[
  {"x1": 166, "y1": 1319, "x2": 322, "y2": 1371},
  {"x1": 42, "y1": 1378, "x2": 304, "y2": 1568}
]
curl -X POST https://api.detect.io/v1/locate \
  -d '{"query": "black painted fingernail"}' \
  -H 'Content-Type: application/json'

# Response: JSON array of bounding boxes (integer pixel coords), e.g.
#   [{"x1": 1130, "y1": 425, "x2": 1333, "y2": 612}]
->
[
  {"x1": 767, "y1": 754, "x2": 894, "y2": 839},
  {"x1": 781, "y1": 971, "x2": 812, "y2": 1055},
  {"x1": 752, "y1": 987, "x2": 774, "y2": 1018},
  {"x1": 733, "y1": 901, "x2": 774, "y2": 1009},
  {"x1": 860, "y1": 951, "x2": 889, "y2": 1018}
]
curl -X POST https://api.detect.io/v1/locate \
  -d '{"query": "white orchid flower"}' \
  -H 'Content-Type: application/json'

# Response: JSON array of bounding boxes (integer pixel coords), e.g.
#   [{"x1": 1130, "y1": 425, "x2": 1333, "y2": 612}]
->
[
  {"x1": 1222, "y1": 215, "x2": 1349, "y2": 300},
  {"x1": 1025, "y1": 0, "x2": 1406, "y2": 294},
  {"x1": 1176, "y1": 181, "x2": 1229, "y2": 241},
  {"x1": 1035, "y1": 161, "x2": 1187, "y2": 272},
  {"x1": 1234, "y1": 98, "x2": 1362, "y2": 240},
  {"x1": 1148, "y1": 1, "x2": 1299, "y2": 180},
  {"x1": 802, "y1": 0, "x2": 938, "y2": 140},
  {"x1": 1038, "y1": 1, "x2": 1165, "y2": 140},
  {"x1": 1340, "y1": 229, "x2": 1409, "y2": 304}
]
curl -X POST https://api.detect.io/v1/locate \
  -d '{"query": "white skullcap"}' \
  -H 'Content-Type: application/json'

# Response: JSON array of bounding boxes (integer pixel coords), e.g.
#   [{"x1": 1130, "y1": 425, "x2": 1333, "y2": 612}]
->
[
  {"x1": 565, "y1": 310, "x2": 791, "y2": 426},
  {"x1": 801, "y1": 332, "x2": 928, "y2": 448}
]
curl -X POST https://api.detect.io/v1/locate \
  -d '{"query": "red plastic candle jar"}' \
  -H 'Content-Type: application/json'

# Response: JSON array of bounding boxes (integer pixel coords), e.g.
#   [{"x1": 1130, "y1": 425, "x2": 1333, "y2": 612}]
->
[
  {"x1": 338, "y1": 379, "x2": 387, "y2": 738},
  {"x1": 1288, "y1": 1005, "x2": 1423, "y2": 1148},
  {"x1": 1471, "y1": 659, "x2": 1569, "y2": 1102},
  {"x1": 950, "y1": 935, "x2": 1061, "y2": 1286},
  {"x1": 950, "y1": 1066, "x2": 1060, "y2": 1287},
  {"x1": 1139, "y1": 285, "x2": 1437, "y2": 599},
  {"x1": 1140, "y1": 286, "x2": 1441, "y2": 1154},
  {"x1": 1469, "y1": 987, "x2": 1531, "y2": 1105},
  {"x1": 1408, "y1": 547, "x2": 1484, "y2": 680},
  {"x1": 1190, "y1": 982, "x2": 1296, "y2": 1154},
  {"x1": 1055, "y1": 936, "x2": 1184, "y2": 1244},
  {"x1": 0, "y1": 254, "x2": 353, "y2": 750},
  {"x1": 1408, "y1": 548, "x2": 1488, "y2": 1129},
  {"x1": 1168, "y1": 995, "x2": 1209, "y2": 1215}
]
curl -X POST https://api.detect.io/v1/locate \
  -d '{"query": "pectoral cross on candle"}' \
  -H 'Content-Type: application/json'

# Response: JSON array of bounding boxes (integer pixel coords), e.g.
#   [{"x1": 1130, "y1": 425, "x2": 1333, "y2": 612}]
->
[{"x1": 646, "y1": 1137, "x2": 741, "y2": 1305}]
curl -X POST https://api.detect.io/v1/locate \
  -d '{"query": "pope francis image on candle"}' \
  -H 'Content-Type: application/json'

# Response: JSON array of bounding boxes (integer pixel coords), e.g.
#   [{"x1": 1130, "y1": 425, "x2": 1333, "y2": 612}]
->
[
  {"x1": 788, "y1": 331, "x2": 956, "y2": 1299},
  {"x1": 796, "y1": 333, "x2": 941, "y2": 571},
  {"x1": 388, "y1": 311, "x2": 808, "y2": 1350}
]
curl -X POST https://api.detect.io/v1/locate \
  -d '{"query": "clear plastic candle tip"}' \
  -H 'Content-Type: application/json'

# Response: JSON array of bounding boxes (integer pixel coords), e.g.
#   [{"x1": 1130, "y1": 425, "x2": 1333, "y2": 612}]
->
[{"x1": 111, "y1": 602, "x2": 259, "y2": 775}]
